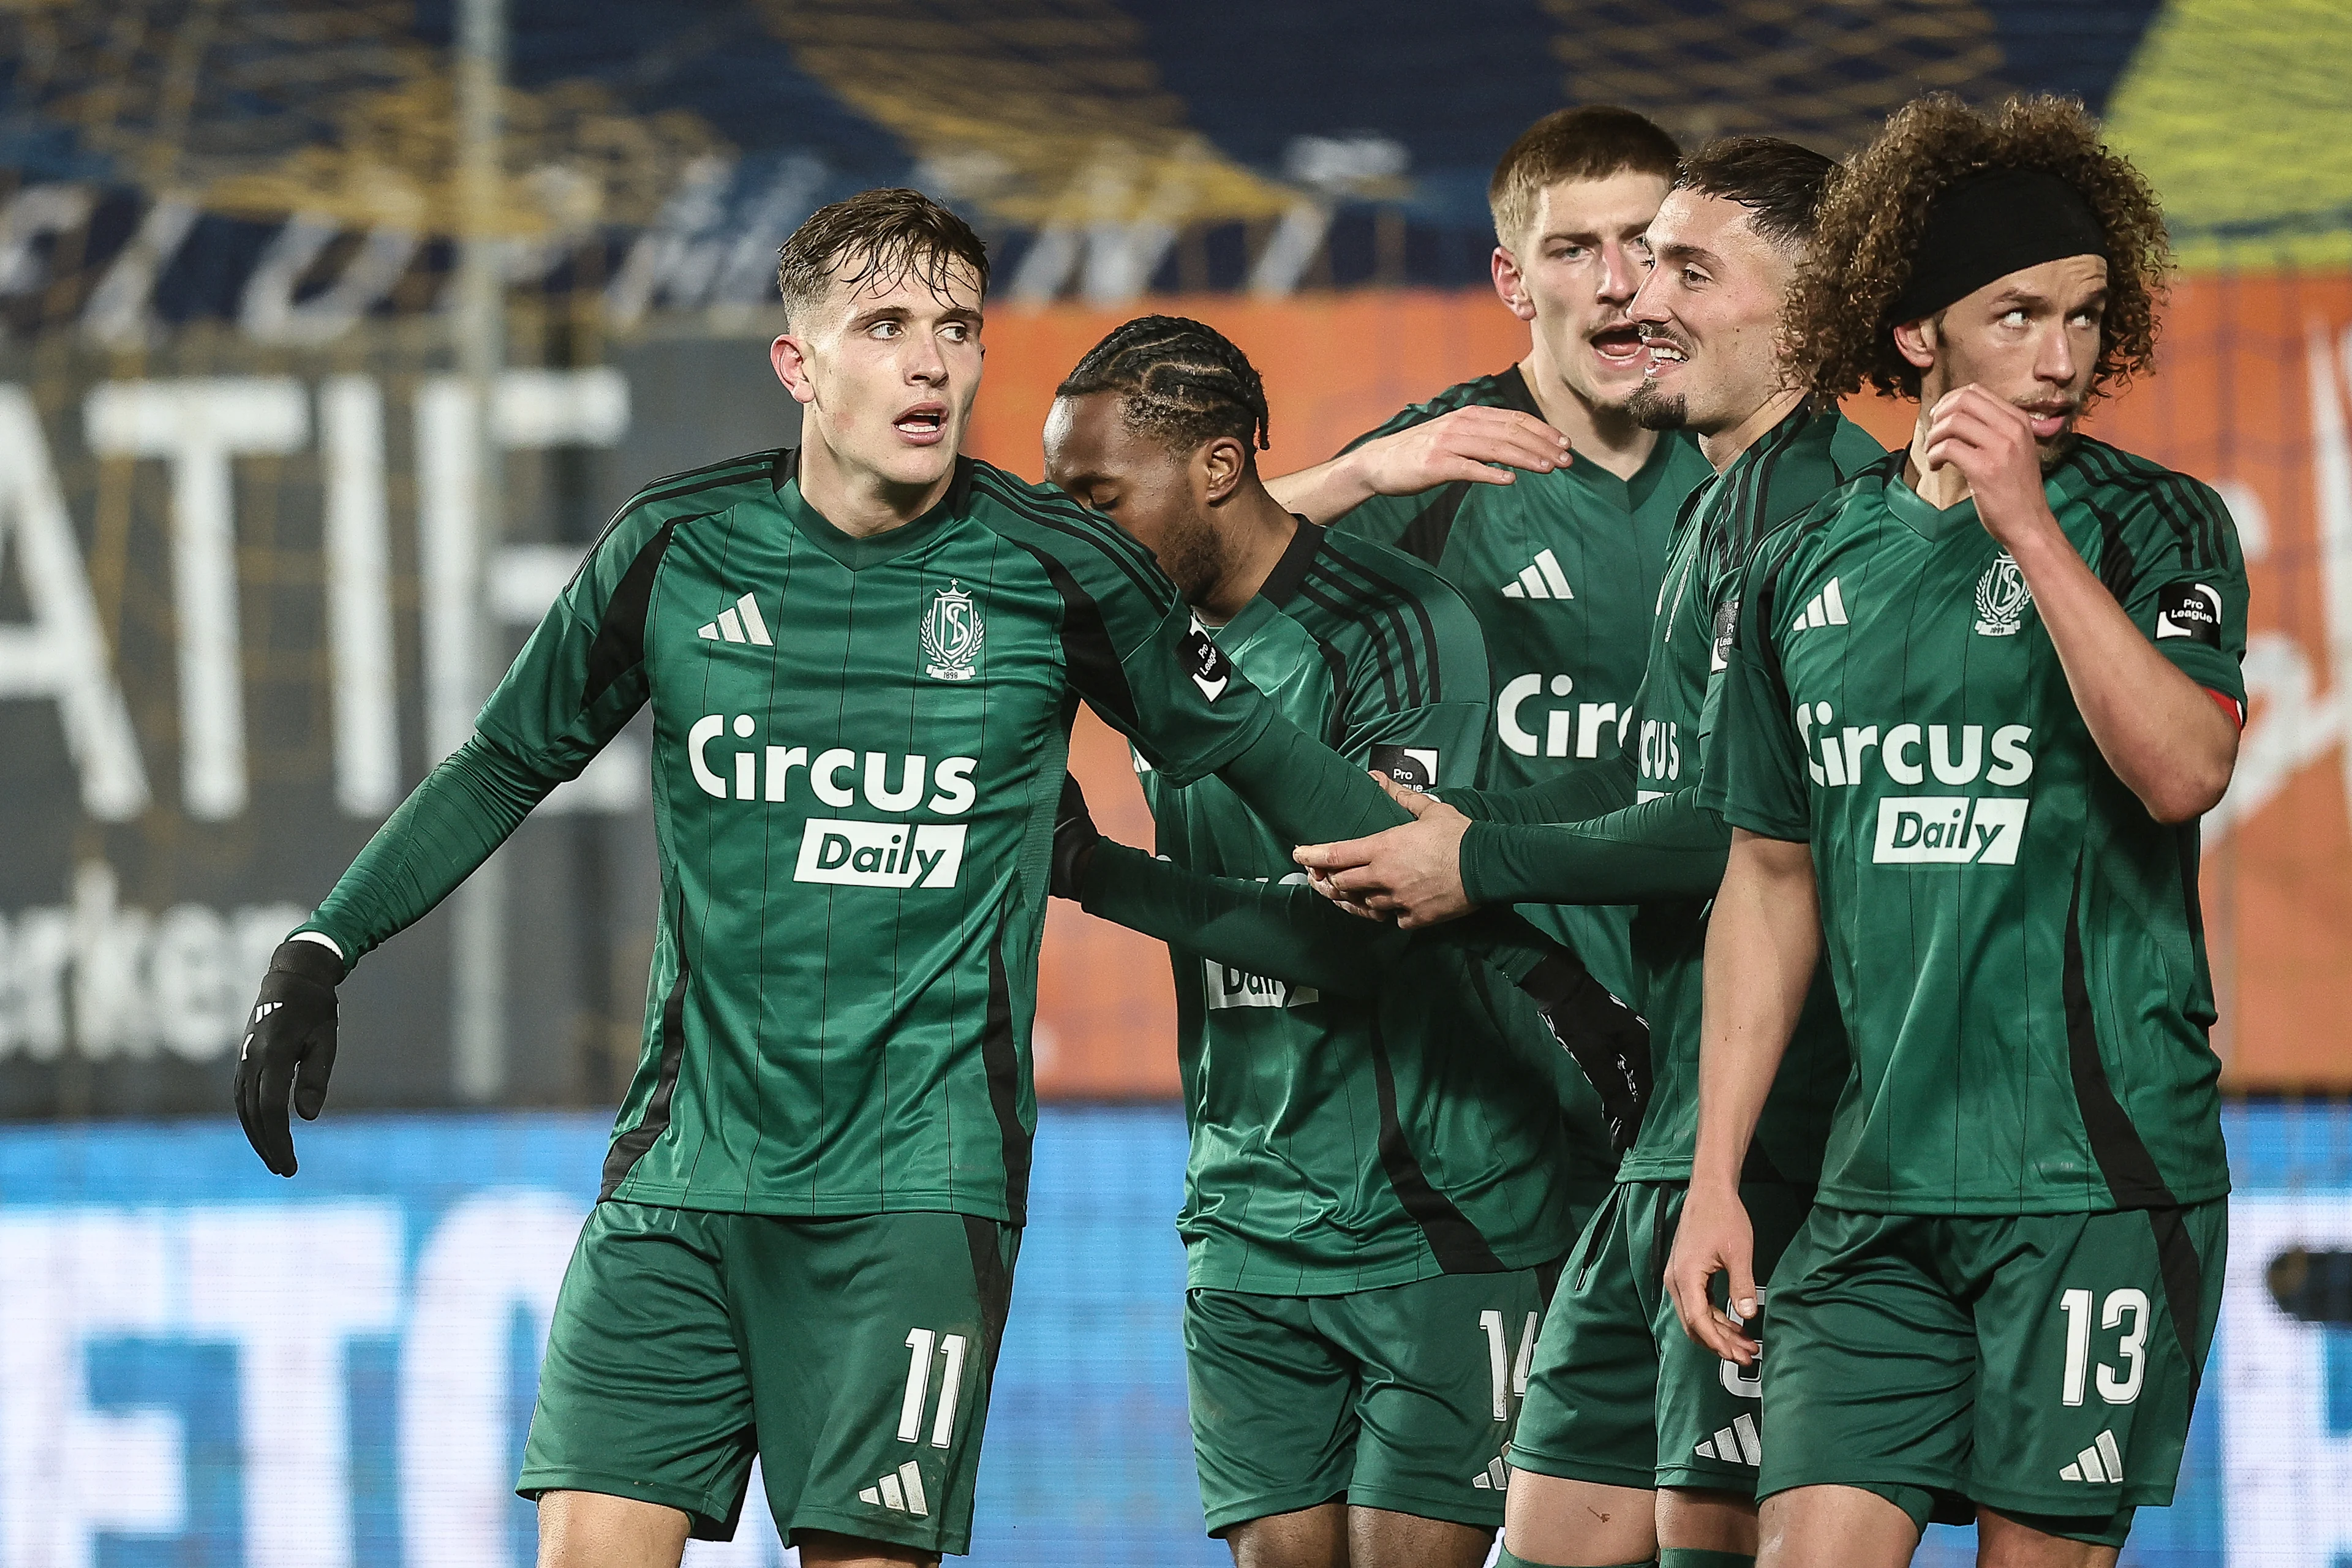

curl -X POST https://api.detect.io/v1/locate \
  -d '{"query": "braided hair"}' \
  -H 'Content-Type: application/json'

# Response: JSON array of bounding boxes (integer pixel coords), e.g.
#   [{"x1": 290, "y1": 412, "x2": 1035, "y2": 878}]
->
[{"x1": 1055, "y1": 315, "x2": 1271, "y2": 461}]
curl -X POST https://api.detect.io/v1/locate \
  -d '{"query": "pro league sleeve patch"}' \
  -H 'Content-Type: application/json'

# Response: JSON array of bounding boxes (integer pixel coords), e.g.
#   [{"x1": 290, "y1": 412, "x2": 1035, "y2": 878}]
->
[
  {"x1": 1184, "y1": 619, "x2": 1235, "y2": 702},
  {"x1": 2154, "y1": 581, "x2": 2223, "y2": 647},
  {"x1": 1368, "y1": 745, "x2": 1439, "y2": 791}
]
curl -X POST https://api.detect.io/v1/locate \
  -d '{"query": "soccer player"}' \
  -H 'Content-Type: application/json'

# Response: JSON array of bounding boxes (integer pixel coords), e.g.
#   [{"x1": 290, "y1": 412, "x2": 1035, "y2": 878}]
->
[
  {"x1": 1270, "y1": 105, "x2": 1716, "y2": 1001},
  {"x1": 230, "y1": 190, "x2": 1423, "y2": 1568},
  {"x1": 1666, "y1": 96, "x2": 2242, "y2": 1567},
  {"x1": 1042, "y1": 315, "x2": 1613, "y2": 1568},
  {"x1": 1292, "y1": 139, "x2": 1882, "y2": 1568}
]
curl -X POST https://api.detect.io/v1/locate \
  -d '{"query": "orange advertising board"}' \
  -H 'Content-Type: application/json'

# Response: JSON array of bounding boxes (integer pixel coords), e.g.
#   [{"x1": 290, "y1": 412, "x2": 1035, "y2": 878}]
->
[{"x1": 1005, "y1": 277, "x2": 2352, "y2": 1097}]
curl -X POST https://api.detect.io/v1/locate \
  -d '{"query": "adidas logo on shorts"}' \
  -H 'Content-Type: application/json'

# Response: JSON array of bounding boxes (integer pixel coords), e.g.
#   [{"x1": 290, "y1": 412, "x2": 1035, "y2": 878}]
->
[
  {"x1": 1469, "y1": 1457, "x2": 1510, "y2": 1490},
  {"x1": 2059, "y1": 1430, "x2": 2124, "y2": 1483},
  {"x1": 859, "y1": 1460, "x2": 930, "y2": 1517},
  {"x1": 1694, "y1": 1412, "x2": 1762, "y2": 1467}
]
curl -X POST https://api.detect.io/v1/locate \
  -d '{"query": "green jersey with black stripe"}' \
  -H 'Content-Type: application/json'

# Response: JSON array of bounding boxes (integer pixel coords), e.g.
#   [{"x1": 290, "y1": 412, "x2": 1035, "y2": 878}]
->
[
  {"x1": 1704, "y1": 439, "x2": 2244, "y2": 1215},
  {"x1": 1330, "y1": 367, "x2": 1713, "y2": 999},
  {"x1": 1611, "y1": 405, "x2": 1880, "y2": 1187},
  {"x1": 1142, "y1": 521, "x2": 1592, "y2": 1292},
  {"x1": 468, "y1": 450, "x2": 1281, "y2": 1224}
]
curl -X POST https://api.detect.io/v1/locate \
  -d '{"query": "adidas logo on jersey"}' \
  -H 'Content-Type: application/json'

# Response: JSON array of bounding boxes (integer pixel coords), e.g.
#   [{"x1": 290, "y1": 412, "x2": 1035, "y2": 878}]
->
[
  {"x1": 696, "y1": 592, "x2": 773, "y2": 646},
  {"x1": 1499, "y1": 549, "x2": 1575, "y2": 600},
  {"x1": 2060, "y1": 1430, "x2": 2125, "y2": 1484},
  {"x1": 1787, "y1": 578, "x2": 1849, "y2": 634},
  {"x1": 1694, "y1": 1412, "x2": 1762, "y2": 1468},
  {"x1": 1469, "y1": 1457, "x2": 1510, "y2": 1491},
  {"x1": 859, "y1": 1460, "x2": 931, "y2": 1517}
]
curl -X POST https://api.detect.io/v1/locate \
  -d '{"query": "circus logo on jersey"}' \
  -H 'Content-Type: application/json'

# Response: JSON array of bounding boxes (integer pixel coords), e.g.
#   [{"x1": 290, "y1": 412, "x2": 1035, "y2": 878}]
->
[
  {"x1": 1973, "y1": 553, "x2": 2032, "y2": 636},
  {"x1": 922, "y1": 581, "x2": 984, "y2": 680}
]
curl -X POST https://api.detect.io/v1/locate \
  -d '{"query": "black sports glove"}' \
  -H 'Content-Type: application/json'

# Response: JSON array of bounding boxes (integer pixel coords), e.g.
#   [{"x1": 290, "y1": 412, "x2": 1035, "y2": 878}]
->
[
  {"x1": 1518, "y1": 951, "x2": 1653, "y2": 1156},
  {"x1": 1050, "y1": 772, "x2": 1102, "y2": 901},
  {"x1": 233, "y1": 938, "x2": 346, "y2": 1177}
]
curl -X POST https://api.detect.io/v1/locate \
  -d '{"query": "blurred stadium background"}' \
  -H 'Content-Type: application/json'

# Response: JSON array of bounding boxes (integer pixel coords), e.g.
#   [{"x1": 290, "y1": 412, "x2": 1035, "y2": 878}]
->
[{"x1": 0, "y1": 0, "x2": 2345, "y2": 1562}]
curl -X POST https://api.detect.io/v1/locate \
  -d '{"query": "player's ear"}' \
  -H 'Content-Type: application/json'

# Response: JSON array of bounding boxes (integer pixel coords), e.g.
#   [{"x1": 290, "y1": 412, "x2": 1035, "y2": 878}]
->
[
  {"x1": 771, "y1": 334, "x2": 817, "y2": 405},
  {"x1": 1891, "y1": 314, "x2": 1939, "y2": 373},
  {"x1": 1492, "y1": 245, "x2": 1536, "y2": 322},
  {"x1": 1196, "y1": 435, "x2": 1248, "y2": 505}
]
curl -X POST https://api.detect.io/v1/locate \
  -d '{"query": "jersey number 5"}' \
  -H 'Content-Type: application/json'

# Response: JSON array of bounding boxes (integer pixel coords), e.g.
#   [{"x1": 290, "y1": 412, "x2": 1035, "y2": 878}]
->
[
  {"x1": 2059, "y1": 1287, "x2": 2150, "y2": 1406},
  {"x1": 899, "y1": 1327, "x2": 971, "y2": 1447}
]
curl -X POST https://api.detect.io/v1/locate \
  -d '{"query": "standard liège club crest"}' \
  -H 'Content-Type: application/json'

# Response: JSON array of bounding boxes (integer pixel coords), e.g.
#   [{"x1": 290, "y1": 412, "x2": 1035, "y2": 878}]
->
[
  {"x1": 922, "y1": 581, "x2": 984, "y2": 680},
  {"x1": 1973, "y1": 552, "x2": 2032, "y2": 636}
]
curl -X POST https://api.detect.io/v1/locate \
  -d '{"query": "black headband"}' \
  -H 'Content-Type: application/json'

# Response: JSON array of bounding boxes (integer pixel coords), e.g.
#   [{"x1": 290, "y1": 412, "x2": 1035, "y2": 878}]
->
[{"x1": 1887, "y1": 168, "x2": 2109, "y2": 325}]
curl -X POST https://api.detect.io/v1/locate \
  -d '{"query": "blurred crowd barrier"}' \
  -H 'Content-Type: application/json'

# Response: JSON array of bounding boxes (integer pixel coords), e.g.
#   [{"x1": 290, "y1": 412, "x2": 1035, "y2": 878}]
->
[{"x1": 20, "y1": 1102, "x2": 2352, "y2": 1566}]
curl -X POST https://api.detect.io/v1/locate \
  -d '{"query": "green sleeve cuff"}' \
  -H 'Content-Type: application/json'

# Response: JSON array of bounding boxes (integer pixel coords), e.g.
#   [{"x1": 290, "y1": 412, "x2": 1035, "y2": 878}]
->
[
  {"x1": 1458, "y1": 790, "x2": 1732, "y2": 907},
  {"x1": 1441, "y1": 752, "x2": 1637, "y2": 825},
  {"x1": 1080, "y1": 842, "x2": 1397, "y2": 997}
]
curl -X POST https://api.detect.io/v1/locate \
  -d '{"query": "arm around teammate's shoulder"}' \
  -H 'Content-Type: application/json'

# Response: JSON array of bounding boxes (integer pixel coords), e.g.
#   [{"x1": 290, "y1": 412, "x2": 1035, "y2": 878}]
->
[{"x1": 1266, "y1": 404, "x2": 1572, "y2": 525}]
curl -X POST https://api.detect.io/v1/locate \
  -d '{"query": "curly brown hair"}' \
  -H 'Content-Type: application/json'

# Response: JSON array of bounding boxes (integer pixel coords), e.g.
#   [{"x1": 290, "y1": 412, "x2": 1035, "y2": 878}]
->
[{"x1": 1782, "y1": 94, "x2": 2171, "y2": 405}]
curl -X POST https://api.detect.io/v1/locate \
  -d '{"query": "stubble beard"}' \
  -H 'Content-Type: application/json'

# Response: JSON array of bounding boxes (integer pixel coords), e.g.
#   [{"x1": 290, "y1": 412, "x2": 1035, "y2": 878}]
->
[{"x1": 1627, "y1": 379, "x2": 1688, "y2": 431}]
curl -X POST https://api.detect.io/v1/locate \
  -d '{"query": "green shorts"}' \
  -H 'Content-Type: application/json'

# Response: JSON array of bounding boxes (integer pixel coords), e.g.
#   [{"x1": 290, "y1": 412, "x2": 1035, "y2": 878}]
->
[
  {"x1": 1185, "y1": 1265, "x2": 1564, "y2": 1534},
  {"x1": 1762, "y1": 1200, "x2": 2227, "y2": 1548},
  {"x1": 518, "y1": 1200, "x2": 1019, "y2": 1558},
  {"x1": 1509, "y1": 1180, "x2": 1813, "y2": 1494}
]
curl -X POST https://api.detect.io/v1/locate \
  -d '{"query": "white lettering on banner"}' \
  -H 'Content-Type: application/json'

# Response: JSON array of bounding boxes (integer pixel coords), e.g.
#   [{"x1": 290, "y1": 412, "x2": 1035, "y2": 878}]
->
[
  {"x1": 185, "y1": 1206, "x2": 404, "y2": 1568},
  {"x1": 320, "y1": 376, "x2": 401, "y2": 816},
  {"x1": 85, "y1": 377, "x2": 309, "y2": 820},
  {"x1": 416, "y1": 367, "x2": 639, "y2": 817},
  {"x1": 1496, "y1": 673, "x2": 1621, "y2": 759},
  {"x1": 2221, "y1": 1197, "x2": 2352, "y2": 1568},
  {"x1": 401, "y1": 1192, "x2": 585, "y2": 1568},
  {"x1": 0, "y1": 1211, "x2": 183, "y2": 1568},
  {"x1": 794, "y1": 821, "x2": 967, "y2": 889},
  {"x1": 0, "y1": 862, "x2": 301, "y2": 1061},
  {"x1": 1871, "y1": 797, "x2": 2028, "y2": 865},
  {"x1": 0, "y1": 385, "x2": 150, "y2": 820}
]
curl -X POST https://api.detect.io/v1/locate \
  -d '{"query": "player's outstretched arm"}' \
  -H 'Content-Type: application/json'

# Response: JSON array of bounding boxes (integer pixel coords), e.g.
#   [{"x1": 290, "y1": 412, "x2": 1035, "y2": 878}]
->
[
  {"x1": 1265, "y1": 405, "x2": 1572, "y2": 524},
  {"x1": 233, "y1": 732, "x2": 564, "y2": 1174},
  {"x1": 1926, "y1": 385, "x2": 2239, "y2": 821},
  {"x1": 1297, "y1": 765, "x2": 1730, "y2": 927},
  {"x1": 1665, "y1": 828, "x2": 1819, "y2": 1363},
  {"x1": 1050, "y1": 774, "x2": 1398, "y2": 997}
]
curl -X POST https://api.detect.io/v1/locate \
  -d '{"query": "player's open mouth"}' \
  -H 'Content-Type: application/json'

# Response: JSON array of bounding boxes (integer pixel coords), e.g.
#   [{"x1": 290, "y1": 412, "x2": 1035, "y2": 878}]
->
[
  {"x1": 1589, "y1": 326, "x2": 1645, "y2": 367},
  {"x1": 2020, "y1": 402, "x2": 2077, "y2": 440},
  {"x1": 894, "y1": 403, "x2": 948, "y2": 444},
  {"x1": 1642, "y1": 333, "x2": 1691, "y2": 372}
]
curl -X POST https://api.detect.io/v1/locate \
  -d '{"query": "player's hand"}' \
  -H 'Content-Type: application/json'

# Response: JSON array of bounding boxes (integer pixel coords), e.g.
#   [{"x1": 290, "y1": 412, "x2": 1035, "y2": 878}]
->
[
  {"x1": 1346, "y1": 406, "x2": 1572, "y2": 497},
  {"x1": 1292, "y1": 774, "x2": 1477, "y2": 929},
  {"x1": 1664, "y1": 1182, "x2": 1758, "y2": 1364},
  {"x1": 1921, "y1": 383, "x2": 2063, "y2": 551},
  {"x1": 233, "y1": 939, "x2": 345, "y2": 1177},
  {"x1": 1050, "y1": 772, "x2": 1103, "y2": 901}
]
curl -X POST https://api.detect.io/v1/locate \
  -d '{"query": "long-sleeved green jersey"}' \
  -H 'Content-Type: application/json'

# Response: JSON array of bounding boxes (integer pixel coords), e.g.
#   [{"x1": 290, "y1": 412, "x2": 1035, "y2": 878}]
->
[
  {"x1": 301, "y1": 451, "x2": 1411, "y2": 1224},
  {"x1": 1329, "y1": 366, "x2": 1713, "y2": 1000},
  {"x1": 1446, "y1": 405, "x2": 1883, "y2": 1186},
  {"x1": 1136, "y1": 521, "x2": 1602, "y2": 1292},
  {"x1": 1705, "y1": 438, "x2": 2244, "y2": 1215}
]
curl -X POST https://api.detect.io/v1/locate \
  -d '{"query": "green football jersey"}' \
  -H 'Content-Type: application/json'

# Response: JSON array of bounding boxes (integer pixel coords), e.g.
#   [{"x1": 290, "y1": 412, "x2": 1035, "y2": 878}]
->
[
  {"x1": 1705, "y1": 438, "x2": 2244, "y2": 1215},
  {"x1": 1141, "y1": 521, "x2": 1593, "y2": 1291},
  {"x1": 465, "y1": 450, "x2": 1282, "y2": 1224},
  {"x1": 1330, "y1": 366, "x2": 1713, "y2": 999},
  {"x1": 1612, "y1": 405, "x2": 1881, "y2": 1187}
]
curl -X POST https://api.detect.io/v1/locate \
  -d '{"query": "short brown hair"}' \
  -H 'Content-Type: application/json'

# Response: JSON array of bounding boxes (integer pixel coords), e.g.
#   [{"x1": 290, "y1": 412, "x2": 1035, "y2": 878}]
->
[
  {"x1": 1488, "y1": 107, "x2": 1680, "y2": 246},
  {"x1": 1783, "y1": 95, "x2": 2170, "y2": 405},
  {"x1": 775, "y1": 187, "x2": 991, "y2": 330}
]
